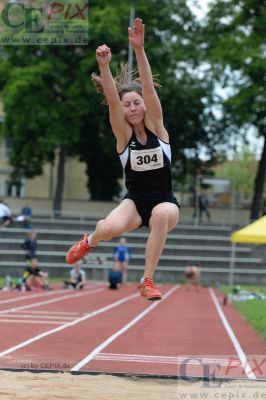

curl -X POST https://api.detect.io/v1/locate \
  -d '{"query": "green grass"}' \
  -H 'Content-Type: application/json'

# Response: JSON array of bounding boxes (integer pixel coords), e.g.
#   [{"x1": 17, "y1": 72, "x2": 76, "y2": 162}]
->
[
  {"x1": 233, "y1": 299, "x2": 266, "y2": 339},
  {"x1": 220, "y1": 285, "x2": 266, "y2": 340}
]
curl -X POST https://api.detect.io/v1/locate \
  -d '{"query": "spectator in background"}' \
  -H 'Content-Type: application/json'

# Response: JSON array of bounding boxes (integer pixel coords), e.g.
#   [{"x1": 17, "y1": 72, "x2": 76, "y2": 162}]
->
[
  {"x1": 108, "y1": 262, "x2": 123, "y2": 290},
  {"x1": 22, "y1": 257, "x2": 52, "y2": 290},
  {"x1": 199, "y1": 190, "x2": 211, "y2": 223},
  {"x1": 185, "y1": 261, "x2": 201, "y2": 291},
  {"x1": 64, "y1": 261, "x2": 86, "y2": 290},
  {"x1": 16, "y1": 203, "x2": 32, "y2": 229},
  {"x1": 112, "y1": 237, "x2": 131, "y2": 285},
  {"x1": 21, "y1": 230, "x2": 37, "y2": 261},
  {"x1": 0, "y1": 200, "x2": 12, "y2": 228}
]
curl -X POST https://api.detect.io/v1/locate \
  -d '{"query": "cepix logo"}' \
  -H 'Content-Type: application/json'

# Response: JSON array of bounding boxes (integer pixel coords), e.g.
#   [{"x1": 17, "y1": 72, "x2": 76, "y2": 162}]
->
[{"x1": 0, "y1": 1, "x2": 89, "y2": 45}]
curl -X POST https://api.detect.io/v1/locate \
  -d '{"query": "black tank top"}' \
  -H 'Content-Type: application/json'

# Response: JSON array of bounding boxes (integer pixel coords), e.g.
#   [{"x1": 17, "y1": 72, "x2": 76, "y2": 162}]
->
[{"x1": 119, "y1": 127, "x2": 173, "y2": 200}]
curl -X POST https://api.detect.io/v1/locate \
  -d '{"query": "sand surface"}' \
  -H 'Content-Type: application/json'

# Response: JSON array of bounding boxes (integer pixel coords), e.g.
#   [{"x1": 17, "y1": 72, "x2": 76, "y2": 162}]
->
[
  {"x1": 0, "y1": 371, "x2": 178, "y2": 400},
  {"x1": 0, "y1": 370, "x2": 265, "y2": 400}
]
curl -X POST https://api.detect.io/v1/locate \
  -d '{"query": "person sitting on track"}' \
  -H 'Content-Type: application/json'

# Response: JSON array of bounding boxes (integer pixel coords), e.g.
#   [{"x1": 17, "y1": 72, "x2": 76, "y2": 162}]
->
[
  {"x1": 185, "y1": 261, "x2": 201, "y2": 291},
  {"x1": 64, "y1": 261, "x2": 86, "y2": 290},
  {"x1": 22, "y1": 257, "x2": 52, "y2": 290},
  {"x1": 65, "y1": 18, "x2": 180, "y2": 301}
]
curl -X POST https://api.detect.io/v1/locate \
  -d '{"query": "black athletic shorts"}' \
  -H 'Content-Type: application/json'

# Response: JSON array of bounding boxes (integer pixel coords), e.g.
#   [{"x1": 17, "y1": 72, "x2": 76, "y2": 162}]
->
[
  {"x1": 123, "y1": 192, "x2": 180, "y2": 227},
  {"x1": 26, "y1": 267, "x2": 42, "y2": 277}
]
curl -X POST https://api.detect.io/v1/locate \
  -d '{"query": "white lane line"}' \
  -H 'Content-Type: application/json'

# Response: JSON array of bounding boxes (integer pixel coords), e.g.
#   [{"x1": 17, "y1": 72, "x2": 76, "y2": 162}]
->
[
  {"x1": 18, "y1": 310, "x2": 80, "y2": 315},
  {"x1": 209, "y1": 288, "x2": 257, "y2": 380},
  {"x1": 0, "y1": 314, "x2": 76, "y2": 320},
  {"x1": 0, "y1": 292, "x2": 139, "y2": 358},
  {"x1": 0, "y1": 287, "x2": 105, "y2": 315},
  {"x1": 0, "y1": 289, "x2": 68, "y2": 305},
  {"x1": 95, "y1": 353, "x2": 238, "y2": 366},
  {"x1": 71, "y1": 285, "x2": 179, "y2": 372},
  {"x1": 0, "y1": 319, "x2": 63, "y2": 325},
  {"x1": 0, "y1": 285, "x2": 102, "y2": 305}
]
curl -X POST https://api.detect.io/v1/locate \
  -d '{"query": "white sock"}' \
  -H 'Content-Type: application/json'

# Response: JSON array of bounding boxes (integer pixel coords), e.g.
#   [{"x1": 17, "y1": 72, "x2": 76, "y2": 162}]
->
[
  {"x1": 87, "y1": 234, "x2": 95, "y2": 247},
  {"x1": 140, "y1": 277, "x2": 145, "y2": 284}
]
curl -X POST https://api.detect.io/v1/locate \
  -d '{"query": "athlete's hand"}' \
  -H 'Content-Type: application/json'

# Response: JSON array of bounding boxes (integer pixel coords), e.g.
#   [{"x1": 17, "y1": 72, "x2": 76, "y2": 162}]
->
[
  {"x1": 96, "y1": 44, "x2": 111, "y2": 67},
  {"x1": 128, "y1": 18, "x2": 144, "y2": 49}
]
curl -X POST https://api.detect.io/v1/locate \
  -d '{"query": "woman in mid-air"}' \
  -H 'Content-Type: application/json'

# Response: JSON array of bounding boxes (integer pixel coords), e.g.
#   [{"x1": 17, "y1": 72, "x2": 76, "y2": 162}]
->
[{"x1": 66, "y1": 18, "x2": 180, "y2": 300}]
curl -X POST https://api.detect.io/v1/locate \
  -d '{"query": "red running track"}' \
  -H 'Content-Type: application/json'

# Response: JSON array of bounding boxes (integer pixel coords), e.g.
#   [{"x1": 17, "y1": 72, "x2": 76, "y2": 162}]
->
[{"x1": 0, "y1": 283, "x2": 265, "y2": 380}]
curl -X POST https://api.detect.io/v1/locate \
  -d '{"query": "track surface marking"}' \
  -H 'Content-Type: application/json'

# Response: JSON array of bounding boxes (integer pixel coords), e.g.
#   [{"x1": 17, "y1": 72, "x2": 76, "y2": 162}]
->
[{"x1": 0, "y1": 284, "x2": 264, "y2": 379}]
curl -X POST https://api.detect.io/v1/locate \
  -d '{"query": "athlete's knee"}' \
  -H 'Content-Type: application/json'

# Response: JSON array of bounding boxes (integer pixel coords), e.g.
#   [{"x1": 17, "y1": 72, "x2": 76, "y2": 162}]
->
[
  {"x1": 96, "y1": 219, "x2": 112, "y2": 240},
  {"x1": 95, "y1": 219, "x2": 116, "y2": 241},
  {"x1": 151, "y1": 208, "x2": 169, "y2": 228}
]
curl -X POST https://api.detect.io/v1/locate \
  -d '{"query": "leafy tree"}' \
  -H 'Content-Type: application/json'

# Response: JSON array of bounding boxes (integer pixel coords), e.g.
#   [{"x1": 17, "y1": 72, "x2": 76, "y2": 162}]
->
[
  {"x1": 1, "y1": 46, "x2": 89, "y2": 212},
  {"x1": 202, "y1": 0, "x2": 266, "y2": 219},
  {"x1": 215, "y1": 142, "x2": 258, "y2": 199},
  {"x1": 0, "y1": 1, "x2": 130, "y2": 206},
  {"x1": 0, "y1": 0, "x2": 228, "y2": 207}
]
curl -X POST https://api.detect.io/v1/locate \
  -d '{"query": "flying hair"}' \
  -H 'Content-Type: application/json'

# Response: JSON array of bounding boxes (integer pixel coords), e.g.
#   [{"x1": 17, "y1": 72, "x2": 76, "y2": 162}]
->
[{"x1": 91, "y1": 62, "x2": 160, "y2": 105}]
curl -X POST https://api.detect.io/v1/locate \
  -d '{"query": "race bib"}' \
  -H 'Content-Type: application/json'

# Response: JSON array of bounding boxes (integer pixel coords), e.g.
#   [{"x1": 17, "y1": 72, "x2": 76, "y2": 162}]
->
[{"x1": 130, "y1": 146, "x2": 164, "y2": 171}]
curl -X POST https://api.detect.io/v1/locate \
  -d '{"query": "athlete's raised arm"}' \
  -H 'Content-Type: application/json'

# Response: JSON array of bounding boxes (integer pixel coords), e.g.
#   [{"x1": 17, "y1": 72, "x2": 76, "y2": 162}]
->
[
  {"x1": 128, "y1": 18, "x2": 168, "y2": 141},
  {"x1": 93, "y1": 45, "x2": 129, "y2": 150}
]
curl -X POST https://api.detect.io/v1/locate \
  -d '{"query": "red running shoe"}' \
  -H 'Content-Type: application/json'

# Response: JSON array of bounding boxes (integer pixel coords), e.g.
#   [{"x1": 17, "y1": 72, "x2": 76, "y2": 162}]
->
[
  {"x1": 139, "y1": 278, "x2": 162, "y2": 301},
  {"x1": 66, "y1": 234, "x2": 93, "y2": 264}
]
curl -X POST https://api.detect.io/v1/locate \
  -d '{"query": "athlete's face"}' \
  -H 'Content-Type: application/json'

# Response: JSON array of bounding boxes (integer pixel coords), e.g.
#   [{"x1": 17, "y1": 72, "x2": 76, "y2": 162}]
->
[{"x1": 121, "y1": 91, "x2": 146, "y2": 125}]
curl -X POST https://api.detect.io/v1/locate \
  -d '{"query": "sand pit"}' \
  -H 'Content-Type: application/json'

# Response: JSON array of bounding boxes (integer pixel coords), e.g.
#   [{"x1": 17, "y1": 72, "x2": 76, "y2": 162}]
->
[
  {"x1": 0, "y1": 370, "x2": 265, "y2": 400},
  {"x1": 0, "y1": 370, "x2": 178, "y2": 400}
]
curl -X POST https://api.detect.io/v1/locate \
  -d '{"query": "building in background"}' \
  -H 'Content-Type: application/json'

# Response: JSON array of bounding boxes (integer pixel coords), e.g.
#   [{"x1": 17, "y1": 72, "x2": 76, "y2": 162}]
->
[{"x1": 0, "y1": 102, "x2": 89, "y2": 201}]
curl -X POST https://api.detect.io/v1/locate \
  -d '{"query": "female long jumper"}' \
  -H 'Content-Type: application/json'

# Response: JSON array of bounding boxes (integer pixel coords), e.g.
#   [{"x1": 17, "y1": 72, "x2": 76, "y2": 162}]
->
[{"x1": 66, "y1": 18, "x2": 180, "y2": 300}]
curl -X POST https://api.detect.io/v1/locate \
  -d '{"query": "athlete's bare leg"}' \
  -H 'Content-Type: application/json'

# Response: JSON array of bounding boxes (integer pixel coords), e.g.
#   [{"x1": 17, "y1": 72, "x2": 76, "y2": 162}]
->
[
  {"x1": 144, "y1": 203, "x2": 179, "y2": 279},
  {"x1": 89, "y1": 199, "x2": 142, "y2": 247}
]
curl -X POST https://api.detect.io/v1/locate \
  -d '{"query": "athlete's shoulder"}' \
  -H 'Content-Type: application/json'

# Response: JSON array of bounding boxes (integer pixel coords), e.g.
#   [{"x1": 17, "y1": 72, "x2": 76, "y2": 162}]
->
[{"x1": 144, "y1": 119, "x2": 169, "y2": 143}]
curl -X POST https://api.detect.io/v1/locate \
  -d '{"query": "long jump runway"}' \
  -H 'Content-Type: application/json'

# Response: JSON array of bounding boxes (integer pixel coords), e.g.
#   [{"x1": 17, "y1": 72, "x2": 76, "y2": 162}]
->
[{"x1": 0, "y1": 283, "x2": 265, "y2": 380}]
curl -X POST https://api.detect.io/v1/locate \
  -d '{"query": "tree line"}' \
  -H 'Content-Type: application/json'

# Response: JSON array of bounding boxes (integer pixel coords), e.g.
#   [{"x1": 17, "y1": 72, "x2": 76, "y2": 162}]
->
[{"x1": 0, "y1": 0, "x2": 265, "y2": 220}]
